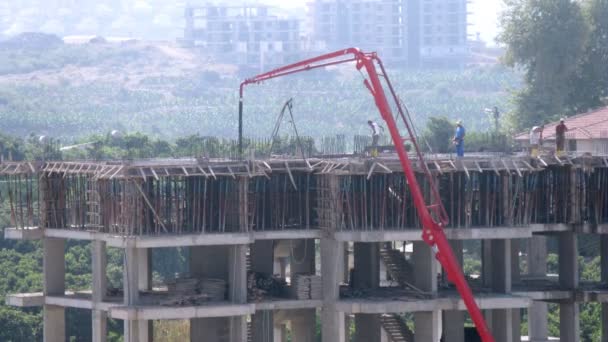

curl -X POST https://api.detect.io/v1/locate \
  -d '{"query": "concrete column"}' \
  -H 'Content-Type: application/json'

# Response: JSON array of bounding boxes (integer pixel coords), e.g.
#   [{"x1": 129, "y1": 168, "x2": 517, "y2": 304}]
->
[
  {"x1": 528, "y1": 236, "x2": 548, "y2": 341},
  {"x1": 491, "y1": 309, "x2": 513, "y2": 342},
  {"x1": 44, "y1": 305, "x2": 66, "y2": 342},
  {"x1": 443, "y1": 240, "x2": 464, "y2": 342},
  {"x1": 354, "y1": 314, "x2": 381, "y2": 342},
  {"x1": 44, "y1": 238, "x2": 65, "y2": 295},
  {"x1": 228, "y1": 245, "x2": 247, "y2": 342},
  {"x1": 510, "y1": 240, "x2": 521, "y2": 341},
  {"x1": 511, "y1": 239, "x2": 520, "y2": 284},
  {"x1": 353, "y1": 242, "x2": 380, "y2": 289},
  {"x1": 92, "y1": 240, "x2": 108, "y2": 342},
  {"x1": 528, "y1": 236, "x2": 548, "y2": 276},
  {"x1": 43, "y1": 238, "x2": 65, "y2": 342},
  {"x1": 123, "y1": 246, "x2": 147, "y2": 342},
  {"x1": 560, "y1": 302, "x2": 580, "y2": 342},
  {"x1": 92, "y1": 309, "x2": 108, "y2": 342},
  {"x1": 558, "y1": 232, "x2": 580, "y2": 342},
  {"x1": 291, "y1": 309, "x2": 316, "y2": 342},
  {"x1": 413, "y1": 242, "x2": 439, "y2": 341},
  {"x1": 413, "y1": 242, "x2": 438, "y2": 292},
  {"x1": 601, "y1": 235, "x2": 608, "y2": 342},
  {"x1": 559, "y1": 232, "x2": 578, "y2": 290},
  {"x1": 415, "y1": 311, "x2": 441, "y2": 342},
  {"x1": 487, "y1": 239, "x2": 516, "y2": 342},
  {"x1": 251, "y1": 241, "x2": 275, "y2": 342},
  {"x1": 528, "y1": 302, "x2": 548, "y2": 342},
  {"x1": 321, "y1": 237, "x2": 346, "y2": 342},
  {"x1": 491, "y1": 239, "x2": 512, "y2": 293},
  {"x1": 137, "y1": 248, "x2": 152, "y2": 342},
  {"x1": 481, "y1": 240, "x2": 493, "y2": 288},
  {"x1": 137, "y1": 248, "x2": 152, "y2": 291}
]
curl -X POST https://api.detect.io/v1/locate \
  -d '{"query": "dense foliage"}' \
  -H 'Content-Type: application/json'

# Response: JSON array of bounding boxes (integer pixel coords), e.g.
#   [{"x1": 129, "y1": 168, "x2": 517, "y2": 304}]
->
[{"x1": 499, "y1": 0, "x2": 608, "y2": 130}]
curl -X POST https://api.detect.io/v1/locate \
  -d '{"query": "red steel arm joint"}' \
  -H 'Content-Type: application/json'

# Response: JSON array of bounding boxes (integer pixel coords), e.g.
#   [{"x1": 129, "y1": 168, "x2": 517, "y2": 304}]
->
[{"x1": 240, "y1": 48, "x2": 495, "y2": 342}]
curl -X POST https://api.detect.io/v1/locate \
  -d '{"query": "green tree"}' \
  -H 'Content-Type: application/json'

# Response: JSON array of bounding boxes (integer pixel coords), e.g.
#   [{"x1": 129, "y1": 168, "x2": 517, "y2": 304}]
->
[
  {"x1": 568, "y1": 0, "x2": 608, "y2": 111},
  {"x1": 422, "y1": 116, "x2": 454, "y2": 153},
  {"x1": 499, "y1": 0, "x2": 588, "y2": 129}
]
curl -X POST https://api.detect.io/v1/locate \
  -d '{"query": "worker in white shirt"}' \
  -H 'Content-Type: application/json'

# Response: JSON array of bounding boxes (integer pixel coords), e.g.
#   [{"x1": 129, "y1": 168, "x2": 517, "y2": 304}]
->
[
  {"x1": 529, "y1": 125, "x2": 544, "y2": 157},
  {"x1": 368, "y1": 120, "x2": 384, "y2": 157}
]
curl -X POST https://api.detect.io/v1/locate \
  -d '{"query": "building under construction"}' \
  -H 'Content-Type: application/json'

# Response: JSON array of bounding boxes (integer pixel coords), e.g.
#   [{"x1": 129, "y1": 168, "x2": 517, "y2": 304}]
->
[{"x1": 4, "y1": 152, "x2": 608, "y2": 342}]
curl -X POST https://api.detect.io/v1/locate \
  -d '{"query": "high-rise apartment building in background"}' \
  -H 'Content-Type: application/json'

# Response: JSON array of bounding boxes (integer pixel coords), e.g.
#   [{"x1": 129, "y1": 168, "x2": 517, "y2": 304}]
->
[
  {"x1": 308, "y1": 0, "x2": 469, "y2": 68},
  {"x1": 417, "y1": 0, "x2": 469, "y2": 67},
  {"x1": 184, "y1": 0, "x2": 469, "y2": 69},
  {"x1": 308, "y1": 0, "x2": 409, "y2": 66},
  {"x1": 183, "y1": 3, "x2": 301, "y2": 70}
]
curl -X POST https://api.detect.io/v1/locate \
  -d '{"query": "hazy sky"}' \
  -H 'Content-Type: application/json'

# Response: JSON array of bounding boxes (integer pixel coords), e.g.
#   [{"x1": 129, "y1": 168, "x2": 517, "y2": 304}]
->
[{"x1": 265, "y1": 0, "x2": 504, "y2": 44}]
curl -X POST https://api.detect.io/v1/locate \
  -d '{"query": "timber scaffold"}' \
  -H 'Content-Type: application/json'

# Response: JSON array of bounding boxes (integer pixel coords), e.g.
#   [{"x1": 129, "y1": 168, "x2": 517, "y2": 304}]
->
[
  {"x1": 2, "y1": 154, "x2": 608, "y2": 235},
  {"x1": 2, "y1": 154, "x2": 608, "y2": 342}
]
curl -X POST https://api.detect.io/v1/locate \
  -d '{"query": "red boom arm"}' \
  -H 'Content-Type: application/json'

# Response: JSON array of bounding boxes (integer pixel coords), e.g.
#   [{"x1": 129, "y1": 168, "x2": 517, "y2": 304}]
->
[{"x1": 240, "y1": 48, "x2": 495, "y2": 342}]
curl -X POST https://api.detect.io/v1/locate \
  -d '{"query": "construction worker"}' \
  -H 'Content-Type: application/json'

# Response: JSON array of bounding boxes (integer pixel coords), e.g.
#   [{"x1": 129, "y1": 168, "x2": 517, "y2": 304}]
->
[
  {"x1": 453, "y1": 119, "x2": 465, "y2": 157},
  {"x1": 529, "y1": 125, "x2": 544, "y2": 157},
  {"x1": 555, "y1": 118, "x2": 568, "y2": 156},
  {"x1": 368, "y1": 120, "x2": 384, "y2": 157}
]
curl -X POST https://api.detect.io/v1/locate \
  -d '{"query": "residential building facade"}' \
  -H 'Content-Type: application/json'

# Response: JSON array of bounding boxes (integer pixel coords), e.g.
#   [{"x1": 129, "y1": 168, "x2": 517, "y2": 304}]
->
[
  {"x1": 417, "y1": 0, "x2": 469, "y2": 67},
  {"x1": 308, "y1": 0, "x2": 469, "y2": 68},
  {"x1": 308, "y1": 0, "x2": 409, "y2": 67},
  {"x1": 183, "y1": 4, "x2": 301, "y2": 70}
]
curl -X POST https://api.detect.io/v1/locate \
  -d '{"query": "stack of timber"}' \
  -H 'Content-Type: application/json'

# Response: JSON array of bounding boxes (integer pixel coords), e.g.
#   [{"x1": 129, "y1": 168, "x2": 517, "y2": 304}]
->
[
  {"x1": 162, "y1": 277, "x2": 226, "y2": 306},
  {"x1": 292, "y1": 274, "x2": 322, "y2": 300}
]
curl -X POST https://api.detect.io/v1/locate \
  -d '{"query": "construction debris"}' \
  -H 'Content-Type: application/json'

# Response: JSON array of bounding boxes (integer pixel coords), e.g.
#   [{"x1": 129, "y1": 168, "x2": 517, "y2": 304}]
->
[
  {"x1": 161, "y1": 277, "x2": 226, "y2": 306},
  {"x1": 247, "y1": 272, "x2": 286, "y2": 301}
]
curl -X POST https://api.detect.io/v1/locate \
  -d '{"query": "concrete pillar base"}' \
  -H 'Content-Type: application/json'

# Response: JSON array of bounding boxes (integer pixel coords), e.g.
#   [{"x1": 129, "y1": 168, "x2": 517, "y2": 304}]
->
[
  {"x1": 559, "y1": 302, "x2": 580, "y2": 342},
  {"x1": 491, "y1": 309, "x2": 513, "y2": 342},
  {"x1": 92, "y1": 309, "x2": 107, "y2": 342},
  {"x1": 415, "y1": 311, "x2": 440, "y2": 342},
  {"x1": 43, "y1": 305, "x2": 65, "y2": 342},
  {"x1": 442, "y1": 310, "x2": 464, "y2": 342},
  {"x1": 528, "y1": 301, "x2": 548, "y2": 341},
  {"x1": 291, "y1": 309, "x2": 315, "y2": 342}
]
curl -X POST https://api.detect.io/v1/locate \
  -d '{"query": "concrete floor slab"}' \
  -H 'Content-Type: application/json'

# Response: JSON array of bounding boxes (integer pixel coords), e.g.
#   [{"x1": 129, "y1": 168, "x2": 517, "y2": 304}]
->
[
  {"x1": 3, "y1": 227, "x2": 43, "y2": 240},
  {"x1": 6, "y1": 292, "x2": 44, "y2": 307},
  {"x1": 108, "y1": 303, "x2": 255, "y2": 320},
  {"x1": 336, "y1": 294, "x2": 530, "y2": 314},
  {"x1": 254, "y1": 299, "x2": 322, "y2": 311}
]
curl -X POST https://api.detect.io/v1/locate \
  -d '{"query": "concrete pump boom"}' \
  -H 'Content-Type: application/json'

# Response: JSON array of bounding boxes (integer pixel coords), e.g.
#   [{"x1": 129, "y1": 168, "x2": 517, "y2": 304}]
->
[{"x1": 239, "y1": 48, "x2": 495, "y2": 342}]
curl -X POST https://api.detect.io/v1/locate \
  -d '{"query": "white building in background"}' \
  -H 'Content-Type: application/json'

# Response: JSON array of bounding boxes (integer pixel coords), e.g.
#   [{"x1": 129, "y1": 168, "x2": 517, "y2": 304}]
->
[
  {"x1": 183, "y1": 3, "x2": 301, "y2": 71},
  {"x1": 418, "y1": 0, "x2": 469, "y2": 68},
  {"x1": 308, "y1": 0, "x2": 410, "y2": 67},
  {"x1": 307, "y1": 0, "x2": 469, "y2": 68}
]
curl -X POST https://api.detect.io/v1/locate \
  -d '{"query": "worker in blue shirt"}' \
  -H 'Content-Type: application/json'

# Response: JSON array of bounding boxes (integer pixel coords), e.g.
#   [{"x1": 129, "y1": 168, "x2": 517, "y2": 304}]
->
[{"x1": 453, "y1": 119, "x2": 465, "y2": 157}]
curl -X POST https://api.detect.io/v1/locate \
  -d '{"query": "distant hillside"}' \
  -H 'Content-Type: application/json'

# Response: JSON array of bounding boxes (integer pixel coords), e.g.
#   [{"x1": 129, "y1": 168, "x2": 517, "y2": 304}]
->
[{"x1": 0, "y1": 35, "x2": 522, "y2": 141}]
